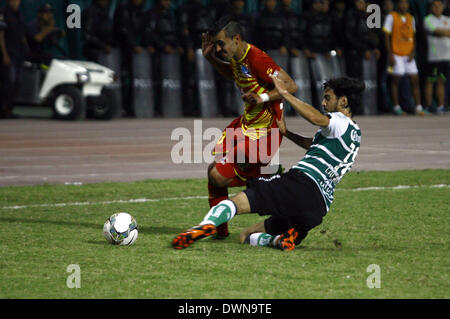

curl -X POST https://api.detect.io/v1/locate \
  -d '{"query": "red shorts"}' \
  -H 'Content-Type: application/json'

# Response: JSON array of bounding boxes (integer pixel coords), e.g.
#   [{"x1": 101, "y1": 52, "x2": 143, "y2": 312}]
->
[{"x1": 213, "y1": 117, "x2": 282, "y2": 182}]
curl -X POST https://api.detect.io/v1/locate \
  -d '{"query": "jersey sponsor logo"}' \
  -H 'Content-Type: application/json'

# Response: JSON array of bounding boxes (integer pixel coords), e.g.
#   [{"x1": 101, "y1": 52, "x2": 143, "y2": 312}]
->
[
  {"x1": 241, "y1": 65, "x2": 252, "y2": 77},
  {"x1": 325, "y1": 167, "x2": 340, "y2": 180},
  {"x1": 350, "y1": 129, "x2": 361, "y2": 143},
  {"x1": 319, "y1": 180, "x2": 334, "y2": 201},
  {"x1": 212, "y1": 205, "x2": 226, "y2": 218}
]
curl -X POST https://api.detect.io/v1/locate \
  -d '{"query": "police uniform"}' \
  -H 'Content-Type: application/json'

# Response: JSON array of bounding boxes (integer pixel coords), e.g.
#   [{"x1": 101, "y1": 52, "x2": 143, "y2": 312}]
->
[
  {"x1": 82, "y1": 1, "x2": 114, "y2": 62},
  {"x1": 0, "y1": 4, "x2": 28, "y2": 118}
]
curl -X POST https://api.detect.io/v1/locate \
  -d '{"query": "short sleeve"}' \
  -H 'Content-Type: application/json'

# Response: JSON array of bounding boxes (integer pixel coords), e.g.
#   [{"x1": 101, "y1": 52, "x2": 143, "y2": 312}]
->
[
  {"x1": 383, "y1": 13, "x2": 393, "y2": 34},
  {"x1": 320, "y1": 113, "x2": 349, "y2": 138},
  {"x1": 249, "y1": 50, "x2": 281, "y2": 84}
]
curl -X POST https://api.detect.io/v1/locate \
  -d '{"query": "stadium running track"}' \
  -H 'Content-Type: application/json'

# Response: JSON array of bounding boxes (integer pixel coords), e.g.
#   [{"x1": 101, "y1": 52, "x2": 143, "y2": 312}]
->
[{"x1": 0, "y1": 116, "x2": 449, "y2": 187}]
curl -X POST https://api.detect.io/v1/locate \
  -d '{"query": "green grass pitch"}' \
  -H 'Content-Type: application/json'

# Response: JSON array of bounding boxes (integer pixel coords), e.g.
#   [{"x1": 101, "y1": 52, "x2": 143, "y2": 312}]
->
[{"x1": 0, "y1": 169, "x2": 449, "y2": 298}]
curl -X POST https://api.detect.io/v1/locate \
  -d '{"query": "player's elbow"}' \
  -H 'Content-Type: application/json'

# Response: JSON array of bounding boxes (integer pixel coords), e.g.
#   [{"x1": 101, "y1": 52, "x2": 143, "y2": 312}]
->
[{"x1": 287, "y1": 79, "x2": 297, "y2": 94}]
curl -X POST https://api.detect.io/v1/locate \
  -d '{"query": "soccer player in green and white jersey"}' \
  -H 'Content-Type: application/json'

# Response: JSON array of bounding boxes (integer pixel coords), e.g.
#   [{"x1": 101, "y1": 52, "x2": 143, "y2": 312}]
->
[{"x1": 172, "y1": 76, "x2": 364, "y2": 251}]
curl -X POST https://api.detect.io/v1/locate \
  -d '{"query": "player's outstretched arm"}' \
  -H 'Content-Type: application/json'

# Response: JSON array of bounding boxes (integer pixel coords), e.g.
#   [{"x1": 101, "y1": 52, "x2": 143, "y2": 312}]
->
[
  {"x1": 201, "y1": 32, "x2": 233, "y2": 80},
  {"x1": 242, "y1": 68, "x2": 296, "y2": 105},
  {"x1": 270, "y1": 74, "x2": 329, "y2": 127},
  {"x1": 276, "y1": 110, "x2": 313, "y2": 150}
]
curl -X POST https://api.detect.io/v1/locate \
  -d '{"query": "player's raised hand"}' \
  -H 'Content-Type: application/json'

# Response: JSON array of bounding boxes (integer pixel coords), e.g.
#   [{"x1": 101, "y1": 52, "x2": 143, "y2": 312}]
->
[
  {"x1": 241, "y1": 92, "x2": 262, "y2": 105},
  {"x1": 270, "y1": 73, "x2": 288, "y2": 95},
  {"x1": 201, "y1": 32, "x2": 214, "y2": 58}
]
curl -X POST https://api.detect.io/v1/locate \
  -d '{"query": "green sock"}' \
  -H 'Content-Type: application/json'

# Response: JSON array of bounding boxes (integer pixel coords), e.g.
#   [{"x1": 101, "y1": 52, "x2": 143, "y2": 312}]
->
[
  {"x1": 247, "y1": 233, "x2": 279, "y2": 247},
  {"x1": 200, "y1": 200, "x2": 237, "y2": 226}
]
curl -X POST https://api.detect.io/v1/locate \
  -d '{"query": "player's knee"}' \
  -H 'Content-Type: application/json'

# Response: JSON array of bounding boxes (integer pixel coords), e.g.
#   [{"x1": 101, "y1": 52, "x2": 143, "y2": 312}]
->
[{"x1": 208, "y1": 165, "x2": 230, "y2": 188}]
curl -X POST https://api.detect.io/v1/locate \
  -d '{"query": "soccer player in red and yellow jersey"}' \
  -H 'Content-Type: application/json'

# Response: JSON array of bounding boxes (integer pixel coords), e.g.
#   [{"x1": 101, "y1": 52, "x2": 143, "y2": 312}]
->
[{"x1": 202, "y1": 16, "x2": 297, "y2": 238}]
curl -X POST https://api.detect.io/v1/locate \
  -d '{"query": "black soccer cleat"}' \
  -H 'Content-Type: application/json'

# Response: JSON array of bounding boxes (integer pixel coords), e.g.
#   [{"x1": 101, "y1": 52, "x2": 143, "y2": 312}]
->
[
  {"x1": 277, "y1": 228, "x2": 298, "y2": 251},
  {"x1": 172, "y1": 224, "x2": 217, "y2": 249}
]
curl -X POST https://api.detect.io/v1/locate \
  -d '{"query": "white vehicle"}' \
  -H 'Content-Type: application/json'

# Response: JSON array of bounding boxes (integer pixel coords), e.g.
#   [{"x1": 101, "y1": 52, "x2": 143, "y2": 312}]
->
[{"x1": 15, "y1": 59, "x2": 122, "y2": 120}]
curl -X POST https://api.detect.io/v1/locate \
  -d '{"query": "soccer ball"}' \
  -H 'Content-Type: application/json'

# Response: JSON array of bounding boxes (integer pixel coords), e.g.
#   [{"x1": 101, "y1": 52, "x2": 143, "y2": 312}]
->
[{"x1": 103, "y1": 212, "x2": 138, "y2": 246}]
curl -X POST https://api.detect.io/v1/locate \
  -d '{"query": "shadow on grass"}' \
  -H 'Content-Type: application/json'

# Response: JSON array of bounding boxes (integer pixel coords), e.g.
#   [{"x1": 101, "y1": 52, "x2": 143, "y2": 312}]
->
[
  {"x1": 86, "y1": 239, "x2": 111, "y2": 246},
  {"x1": 0, "y1": 217, "x2": 181, "y2": 235}
]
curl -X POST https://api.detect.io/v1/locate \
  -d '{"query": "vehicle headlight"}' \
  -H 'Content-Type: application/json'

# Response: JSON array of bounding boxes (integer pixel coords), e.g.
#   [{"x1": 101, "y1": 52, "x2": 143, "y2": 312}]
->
[
  {"x1": 109, "y1": 72, "x2": 118, "y2": 81},
  {"x1": 76, "y1": 72, "x2": 90, "y2": 83}
]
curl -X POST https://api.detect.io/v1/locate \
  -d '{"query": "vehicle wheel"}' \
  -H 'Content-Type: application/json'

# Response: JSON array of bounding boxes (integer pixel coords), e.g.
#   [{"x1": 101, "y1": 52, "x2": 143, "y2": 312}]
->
[
  {"x1": 52, "y1": 86, "x2": 86, "y2": 120},
  {"x1": 87, "y1": 88, "x2": 122, "y2": 120}
]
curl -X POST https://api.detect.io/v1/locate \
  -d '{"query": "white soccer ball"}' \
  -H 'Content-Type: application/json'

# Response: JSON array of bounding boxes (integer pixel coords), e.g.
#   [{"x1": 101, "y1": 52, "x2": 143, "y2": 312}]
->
[{"x1": 103, "y1": 212, "x2": 138, "y2": 246}]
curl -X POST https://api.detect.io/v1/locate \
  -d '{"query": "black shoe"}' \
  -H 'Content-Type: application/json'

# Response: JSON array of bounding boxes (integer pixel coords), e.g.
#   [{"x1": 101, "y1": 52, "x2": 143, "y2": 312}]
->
[{"x1": 277, "y1": 228, "x2": 298, "y2": 251}]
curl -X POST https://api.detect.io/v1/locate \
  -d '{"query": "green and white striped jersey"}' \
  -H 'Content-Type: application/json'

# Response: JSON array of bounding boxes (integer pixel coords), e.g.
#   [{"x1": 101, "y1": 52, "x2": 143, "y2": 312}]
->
[{"x1": 292, "y1": 112, "x2": 361, "y2": 211}]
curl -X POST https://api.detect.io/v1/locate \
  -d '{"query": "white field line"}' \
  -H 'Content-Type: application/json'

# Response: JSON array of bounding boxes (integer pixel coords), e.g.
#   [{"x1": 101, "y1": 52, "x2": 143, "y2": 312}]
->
[{"x1": 1, "y1": 184, "x2": 449, "y2": 210}]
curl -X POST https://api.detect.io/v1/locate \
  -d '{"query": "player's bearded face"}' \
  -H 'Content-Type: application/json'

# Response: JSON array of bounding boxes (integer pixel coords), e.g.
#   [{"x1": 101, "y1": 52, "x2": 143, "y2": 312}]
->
[
  {"x1": 322, "y1": 88, "x2": 349, "y2": 113},
  {"x1": 322, "y1": 88, "x2": 339, "y2": 112},
  {"x1": 214, "y1": 31, "x2": 237, "y2": 62}
]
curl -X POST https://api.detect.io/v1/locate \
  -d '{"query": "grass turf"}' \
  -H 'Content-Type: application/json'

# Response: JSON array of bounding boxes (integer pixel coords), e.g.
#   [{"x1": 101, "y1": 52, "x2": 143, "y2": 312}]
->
[{"x1": 0, "y1": 169, "x2": 449, "y2": 298}]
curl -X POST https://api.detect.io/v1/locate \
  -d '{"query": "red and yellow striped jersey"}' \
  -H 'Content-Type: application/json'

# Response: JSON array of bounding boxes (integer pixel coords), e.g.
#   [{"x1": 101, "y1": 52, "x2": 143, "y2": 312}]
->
[{"x1": 228, "y1": 44, "x2": 282, "y2": 140}]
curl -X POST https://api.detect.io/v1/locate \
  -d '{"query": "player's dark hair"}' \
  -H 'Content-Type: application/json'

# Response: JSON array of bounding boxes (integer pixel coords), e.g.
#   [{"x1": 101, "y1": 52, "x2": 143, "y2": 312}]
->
[
  {"x1": 208, "y1": 15, "x2": 243, "y2": 39},
  {"x1": 323, "y1": 77, "x2": 365, "y2": 115}
]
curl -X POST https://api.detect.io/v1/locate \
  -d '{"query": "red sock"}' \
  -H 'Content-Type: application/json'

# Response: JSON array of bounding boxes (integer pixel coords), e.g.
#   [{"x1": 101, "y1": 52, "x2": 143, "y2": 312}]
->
[
  {"x1": 208, "y1": 182, "x2": 228, "y2": 207},
  {"x1": 207, "y1": 177, "x2": 247, "y2": 237}
]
